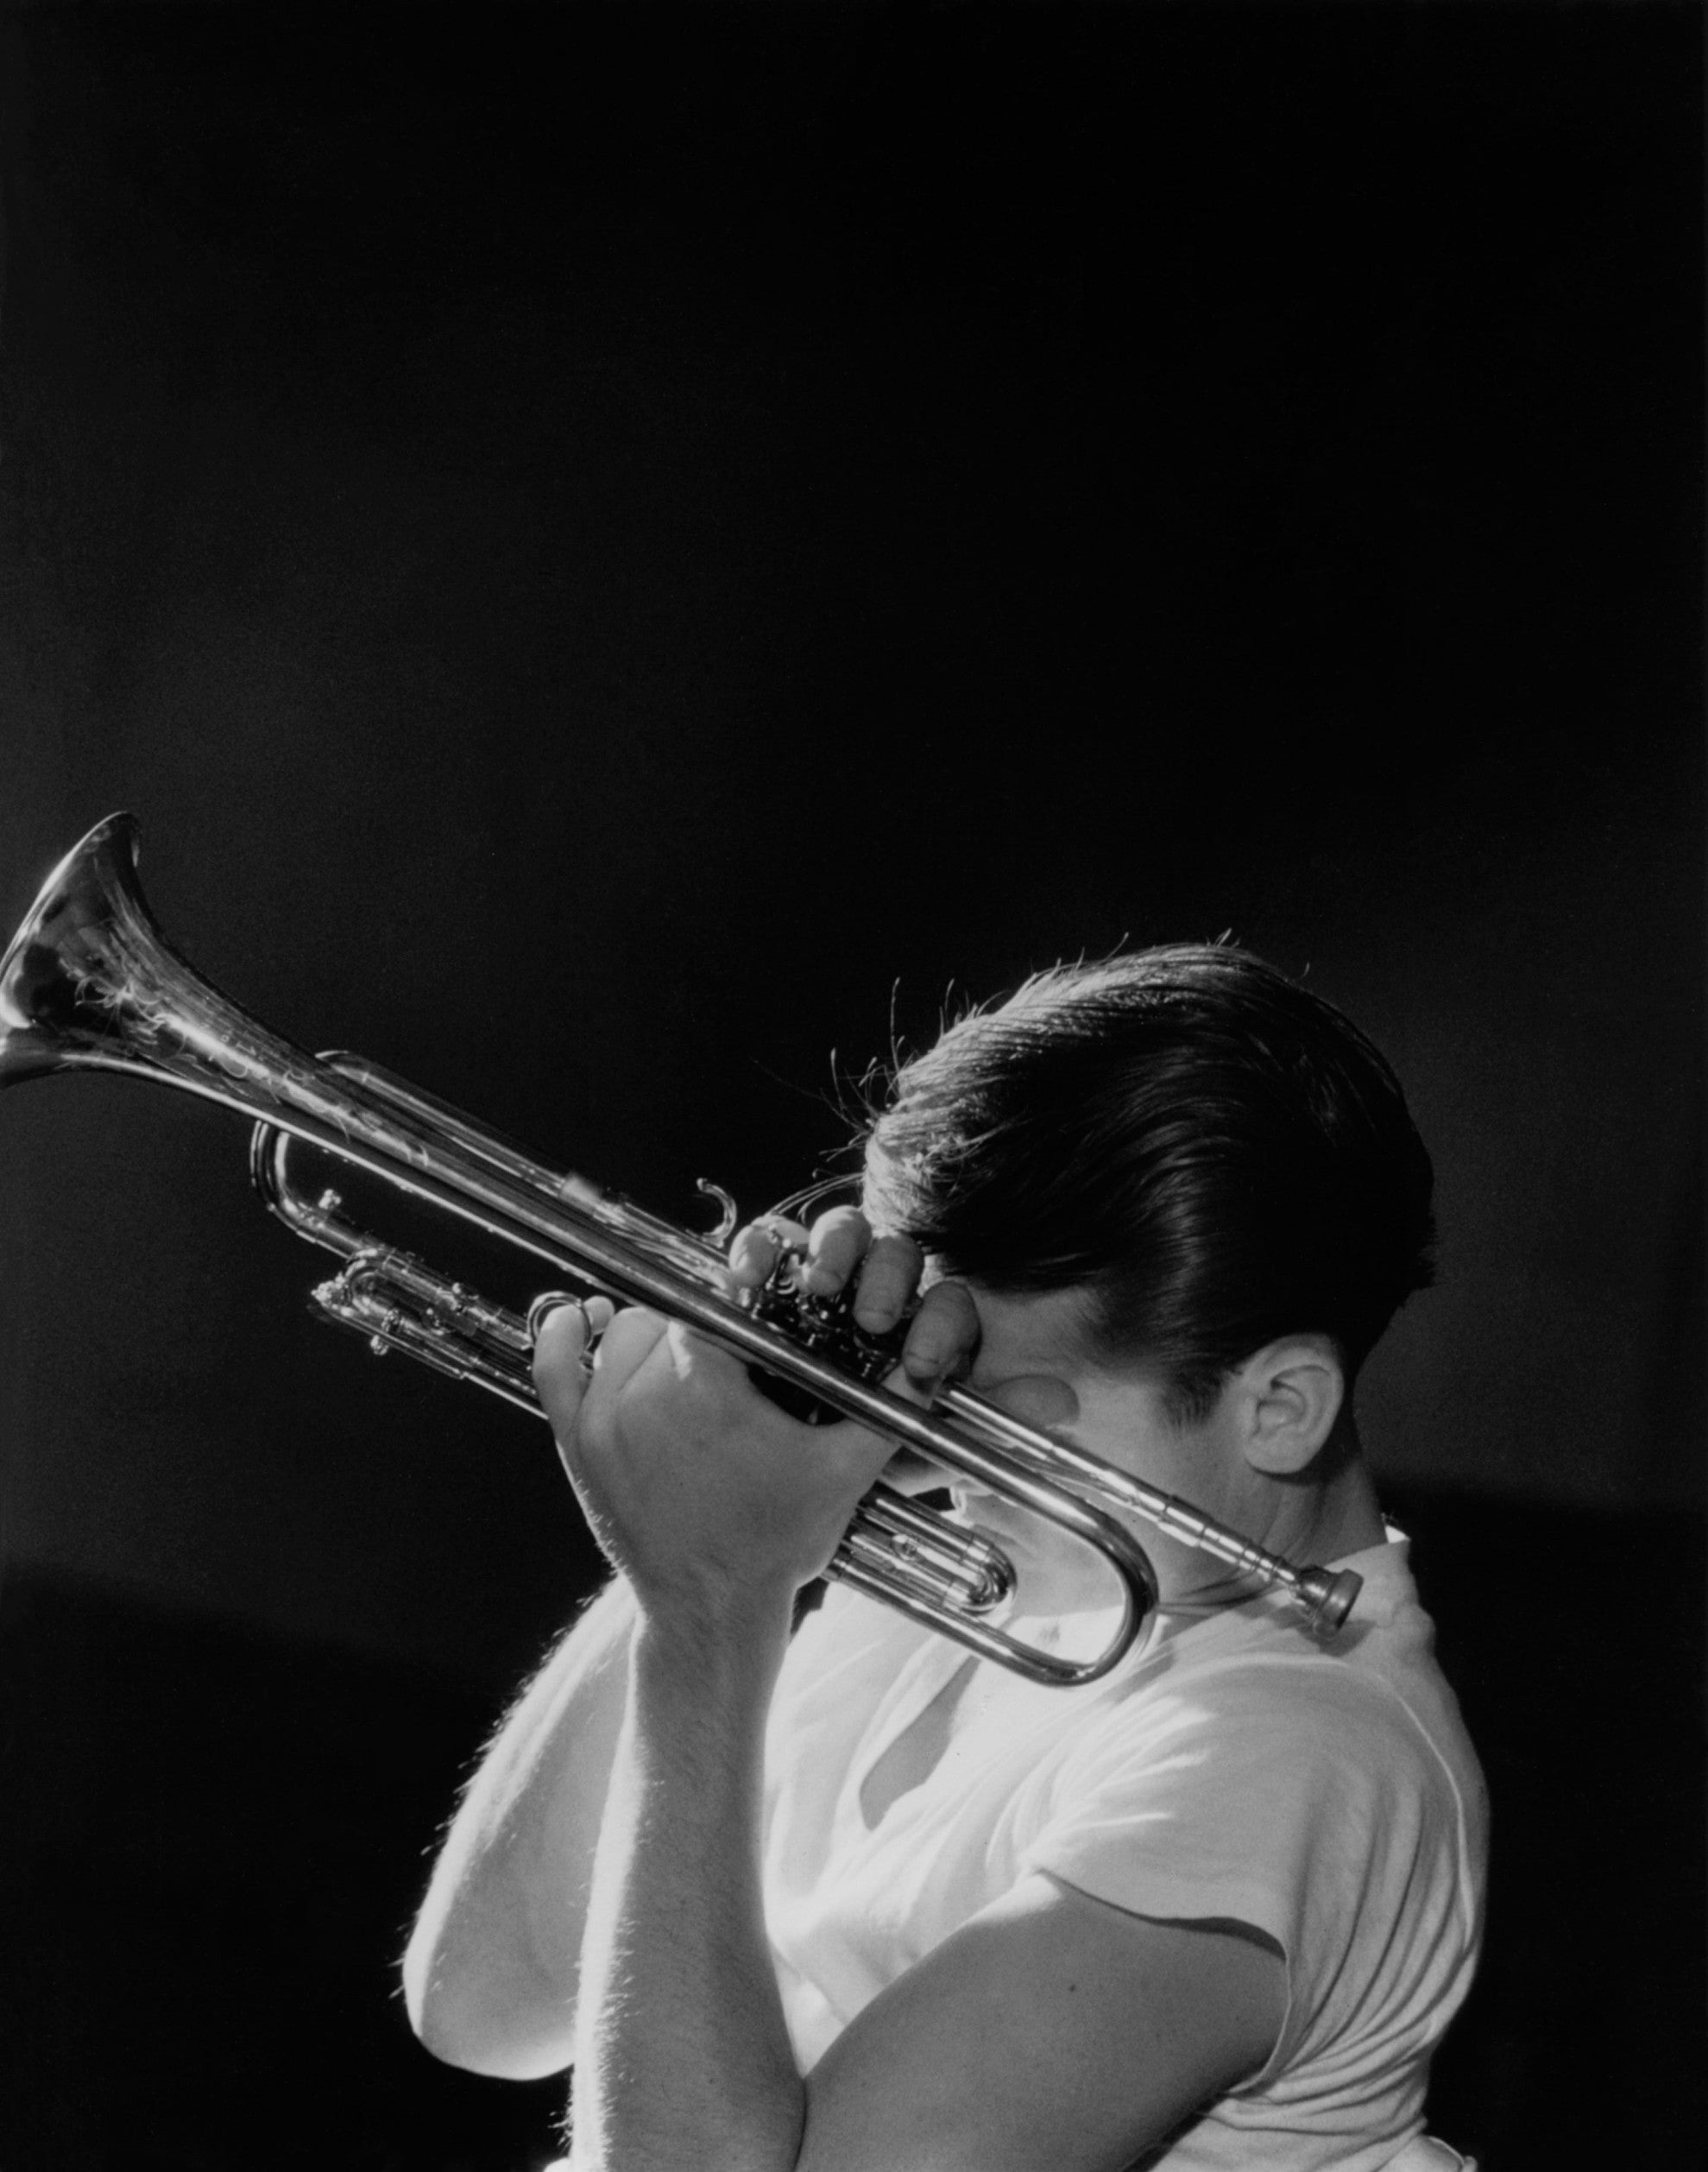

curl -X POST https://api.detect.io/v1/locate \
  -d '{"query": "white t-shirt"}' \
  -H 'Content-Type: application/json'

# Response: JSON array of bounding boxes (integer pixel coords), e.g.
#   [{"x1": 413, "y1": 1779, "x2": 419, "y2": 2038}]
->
[{"x1": 761, "y1": 1533, "x2": 1487, "y2": 2171}]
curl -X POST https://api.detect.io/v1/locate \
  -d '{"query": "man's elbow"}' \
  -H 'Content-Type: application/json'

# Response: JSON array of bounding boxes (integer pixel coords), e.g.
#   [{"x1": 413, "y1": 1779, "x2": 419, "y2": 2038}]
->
[{"x1": 401, "y1": 1926, "x2": 576, "y2": 2082}]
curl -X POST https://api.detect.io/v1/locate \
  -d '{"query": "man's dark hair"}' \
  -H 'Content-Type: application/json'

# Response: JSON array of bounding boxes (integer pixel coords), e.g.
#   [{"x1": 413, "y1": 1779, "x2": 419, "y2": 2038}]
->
[{"x1": 860, "y1": 946, "x2": 1435, "y2": 1422}]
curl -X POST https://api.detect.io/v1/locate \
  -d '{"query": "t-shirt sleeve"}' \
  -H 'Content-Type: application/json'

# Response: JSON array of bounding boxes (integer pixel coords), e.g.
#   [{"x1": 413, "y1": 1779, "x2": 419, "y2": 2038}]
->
[
  {"x1": 1010, "y1": 1638, "x2": 1481, "y2": 2094},
  {"x1": 1017, "y1": 1656, "x2": 1428, "y2": 1969}
]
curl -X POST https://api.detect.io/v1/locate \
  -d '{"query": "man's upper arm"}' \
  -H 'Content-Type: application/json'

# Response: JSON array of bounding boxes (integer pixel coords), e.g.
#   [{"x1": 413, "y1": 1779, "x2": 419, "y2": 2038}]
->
[
  {"x1": 797, "y1": 1872, "x2": 1286, "y2": 2172},
  {"x1": 404, "y1": 1575, "x2": 637, "y2": 2078}
]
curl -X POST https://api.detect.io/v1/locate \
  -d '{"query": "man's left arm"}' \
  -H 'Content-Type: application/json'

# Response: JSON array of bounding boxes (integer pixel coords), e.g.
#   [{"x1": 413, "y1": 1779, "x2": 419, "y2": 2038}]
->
[
  {"x1": 536, "y1": 1304, "x2": 1284, "y2": 2172},
  {"x1": 567, "y1": 1586, "x2": 800, "y2": 2170},
  {"x1": 572, "y1": 1616, "x2": 1284, "y2": 2172}
]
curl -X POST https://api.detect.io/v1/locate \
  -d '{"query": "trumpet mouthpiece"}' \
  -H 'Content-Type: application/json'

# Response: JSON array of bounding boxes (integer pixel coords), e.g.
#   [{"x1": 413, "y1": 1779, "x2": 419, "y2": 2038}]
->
[{"x1": 1305, "y1": 1567, "x2": 1364, "y2": 1633}]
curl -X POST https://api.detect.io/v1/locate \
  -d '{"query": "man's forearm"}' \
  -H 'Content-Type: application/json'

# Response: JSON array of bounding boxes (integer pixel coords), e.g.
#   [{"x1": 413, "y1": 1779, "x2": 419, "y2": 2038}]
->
[{"x1": 570, "y1": 1593, "x2": 804, "y2": 2172}]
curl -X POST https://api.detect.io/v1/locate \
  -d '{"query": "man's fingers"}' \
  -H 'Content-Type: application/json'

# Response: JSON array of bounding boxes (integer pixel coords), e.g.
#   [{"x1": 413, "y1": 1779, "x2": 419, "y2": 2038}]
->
[
  {"x1": 797, "y1": 1206, "x2": 872, "y2": 1296},
  {"x1": 901, "y1": 1279, "x2": 981, "y2": 1389},
  {"x1": 726, "y1": 1203, "x2": 925, "y2": 1350},
  {"x1": 589, "y1": 1306, "x2": 671, "y2": 1395},
  {"x1": 727, "y1": 1215, "x2": 809, "y2": 1290},
  {"x1": 532, "y1": 1301, "x2": 598, "y2": 1434},
  {"x1": 729, "y1": 1207, "x2": 882, "y2": 1302},
  {"x1": 533, "y1": 1301, "x2": 663, "y2": 1436},
  {"x1": 851, "y1": 1233, "x2": 924, "y2": 1332}
]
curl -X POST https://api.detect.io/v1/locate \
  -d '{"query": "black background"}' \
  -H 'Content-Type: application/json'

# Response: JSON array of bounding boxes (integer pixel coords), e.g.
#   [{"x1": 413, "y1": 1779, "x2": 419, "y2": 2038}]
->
[{"x1": 0, "y1": 4, "x2": 1701, "y2": 2166}]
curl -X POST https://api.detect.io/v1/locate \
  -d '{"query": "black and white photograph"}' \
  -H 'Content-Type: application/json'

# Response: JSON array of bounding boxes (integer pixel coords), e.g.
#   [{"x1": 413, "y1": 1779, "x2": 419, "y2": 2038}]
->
[{"x1": 1, "y1": 4, "x2": 1701, "y2": 2168}]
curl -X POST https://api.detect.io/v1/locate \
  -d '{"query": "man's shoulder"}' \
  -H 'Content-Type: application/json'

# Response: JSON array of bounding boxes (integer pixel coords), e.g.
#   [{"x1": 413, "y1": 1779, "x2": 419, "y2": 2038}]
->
[{"x1": 1079, "y1": 1586, "x2": 1466, "y2": 1798}]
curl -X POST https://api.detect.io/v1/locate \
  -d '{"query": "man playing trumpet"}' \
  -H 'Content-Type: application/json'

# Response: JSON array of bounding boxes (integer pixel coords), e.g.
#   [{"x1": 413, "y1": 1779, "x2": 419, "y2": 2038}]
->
[{"x1": 403, "y1": 946, "x2": 1486, "y2": 2171}]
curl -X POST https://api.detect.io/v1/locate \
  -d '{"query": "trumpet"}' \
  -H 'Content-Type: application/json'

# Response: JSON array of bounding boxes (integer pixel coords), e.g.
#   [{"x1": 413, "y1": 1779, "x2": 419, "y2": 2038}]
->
[{"x1": 0, "y1": 816, "x2": 1361, "y2": 1684}]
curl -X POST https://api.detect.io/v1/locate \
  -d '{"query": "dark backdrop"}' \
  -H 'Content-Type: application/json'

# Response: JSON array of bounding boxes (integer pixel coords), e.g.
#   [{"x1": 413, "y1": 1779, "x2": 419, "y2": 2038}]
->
[{"x1": 0, "y1": 4, "x2": 1700, "y2": 2167}]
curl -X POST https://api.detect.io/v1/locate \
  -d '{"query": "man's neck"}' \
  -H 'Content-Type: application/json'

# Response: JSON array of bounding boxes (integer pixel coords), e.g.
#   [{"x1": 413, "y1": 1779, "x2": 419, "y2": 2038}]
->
[
  {"x1": 1125, "y1": 1429, "x2": 1390, "y2": 1615},
  {"x1": 1305, "y1": 1449, "x2": 1390, "y2": 1562},
  {"x1": 1263, "y1": 1417, "x2": 1390, "y2": 1567}
]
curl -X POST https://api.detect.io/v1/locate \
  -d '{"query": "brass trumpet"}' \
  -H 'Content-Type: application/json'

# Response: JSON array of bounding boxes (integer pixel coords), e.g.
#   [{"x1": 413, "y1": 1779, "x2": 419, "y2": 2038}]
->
[{"x1": 0, "y1": 816, "x2": 1360, "y2": 1685}]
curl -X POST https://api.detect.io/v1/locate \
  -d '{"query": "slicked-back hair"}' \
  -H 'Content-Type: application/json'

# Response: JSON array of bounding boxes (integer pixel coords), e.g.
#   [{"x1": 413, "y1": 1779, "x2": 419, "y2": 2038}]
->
[{"x1": 860, "y1": 948, "x2": 1436, "y2": 1422}]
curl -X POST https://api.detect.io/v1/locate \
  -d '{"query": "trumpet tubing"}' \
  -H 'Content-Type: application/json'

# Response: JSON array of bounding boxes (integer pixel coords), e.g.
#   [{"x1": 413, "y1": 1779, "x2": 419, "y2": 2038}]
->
[{"x1": 0, "y1": 815, "x2": 1361, "y2": 1685}]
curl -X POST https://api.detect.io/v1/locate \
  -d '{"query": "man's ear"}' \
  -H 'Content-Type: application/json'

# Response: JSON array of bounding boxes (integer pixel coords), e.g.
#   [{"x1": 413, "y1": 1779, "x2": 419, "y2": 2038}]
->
[{"x1": 1235, "y1": 1336, "x2": 1346, "y2": 1475}]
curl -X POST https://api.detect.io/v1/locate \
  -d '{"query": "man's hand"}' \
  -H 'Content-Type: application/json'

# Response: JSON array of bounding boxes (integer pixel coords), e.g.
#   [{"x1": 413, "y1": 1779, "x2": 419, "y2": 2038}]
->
[
  {"x1": 727, "y1": 1205, "x2": 981, "y2": 1392},
  {"x1": 533, "y1": 1302, "x2": 889, "y2": 1621},
  {"x1": 530, "y1": 1206, "x2": 982, "y2": 1626},
  {"x1": 735, "y1": 1209, "x2": 988, "y2": 1509}
]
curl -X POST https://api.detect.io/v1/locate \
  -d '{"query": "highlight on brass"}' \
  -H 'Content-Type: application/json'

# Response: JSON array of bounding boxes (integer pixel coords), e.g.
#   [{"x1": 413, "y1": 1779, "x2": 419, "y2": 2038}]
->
[{"x1": 0, "y1": 816, "x2": 1361, "y2": 1684}]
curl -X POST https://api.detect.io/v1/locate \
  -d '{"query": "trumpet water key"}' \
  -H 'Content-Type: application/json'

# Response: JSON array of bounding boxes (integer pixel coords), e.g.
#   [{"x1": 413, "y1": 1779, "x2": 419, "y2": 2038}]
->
[{"x1": 0, "y1": 816, "x2": 1362, "y2": 1684}]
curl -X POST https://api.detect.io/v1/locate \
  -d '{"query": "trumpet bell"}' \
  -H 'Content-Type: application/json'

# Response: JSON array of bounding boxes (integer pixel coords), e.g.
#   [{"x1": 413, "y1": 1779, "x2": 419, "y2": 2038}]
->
[
  {"x1": 1, "y1": 812, "x2": 154, "y2": 1085},
  {"x1": 0, "y1": 811, "x2": 313, "y2": 1126}
]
